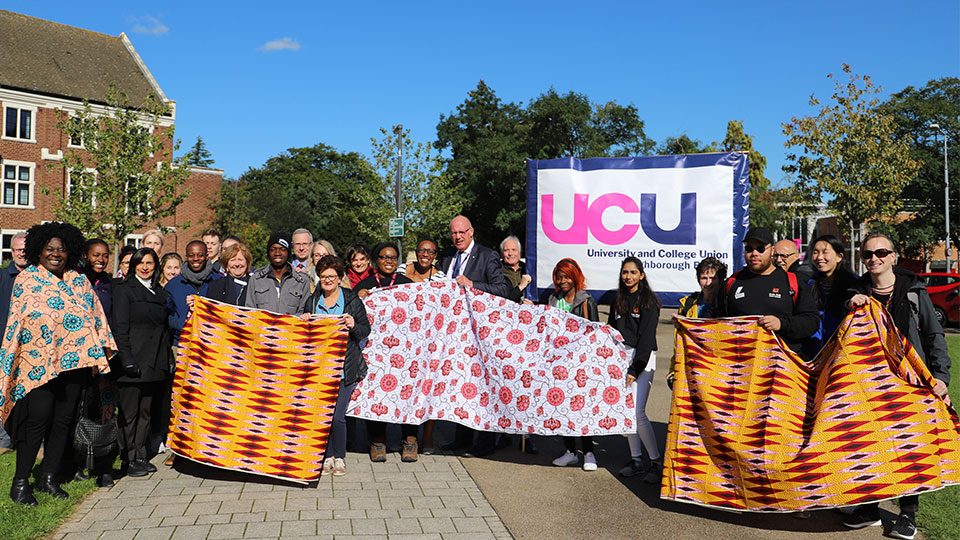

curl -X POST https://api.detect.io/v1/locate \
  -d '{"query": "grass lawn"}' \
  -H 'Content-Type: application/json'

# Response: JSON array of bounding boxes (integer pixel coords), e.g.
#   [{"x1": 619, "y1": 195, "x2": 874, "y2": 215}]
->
[
  {"x1": 917, "y1": 334, "x2": 960, "y2": 540},
  {"x1": 0, "y1": 452, "x2": 98, "y2": 540}
]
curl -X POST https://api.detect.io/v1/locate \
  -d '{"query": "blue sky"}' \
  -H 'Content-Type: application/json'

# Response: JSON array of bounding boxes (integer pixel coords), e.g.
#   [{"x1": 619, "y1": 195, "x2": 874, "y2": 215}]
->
[{"x1": 8, "y1": 1, "x2": 959, "y2": 184}]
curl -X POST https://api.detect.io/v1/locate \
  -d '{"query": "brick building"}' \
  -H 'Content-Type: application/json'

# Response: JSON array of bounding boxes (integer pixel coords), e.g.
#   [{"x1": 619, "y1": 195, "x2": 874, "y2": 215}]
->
[{"x1": 0, "y1": 9, "x2": 222, "y2": 265}]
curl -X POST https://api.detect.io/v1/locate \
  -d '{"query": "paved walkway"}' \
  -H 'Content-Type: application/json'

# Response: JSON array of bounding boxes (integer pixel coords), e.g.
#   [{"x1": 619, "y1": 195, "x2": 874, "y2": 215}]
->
[{"x1": 51, "y1": 450, "x2": 512, "y2": 540}]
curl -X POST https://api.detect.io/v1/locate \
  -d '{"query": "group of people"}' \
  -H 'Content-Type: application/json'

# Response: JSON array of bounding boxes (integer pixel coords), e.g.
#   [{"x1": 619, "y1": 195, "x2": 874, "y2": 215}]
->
[{"x1": 0, "y1": 219, "x2": 952, "y2": 540}]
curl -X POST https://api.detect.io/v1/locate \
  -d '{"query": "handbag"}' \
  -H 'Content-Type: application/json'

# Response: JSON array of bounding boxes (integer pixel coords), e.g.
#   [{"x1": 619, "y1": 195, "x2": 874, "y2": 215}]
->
[{"x1": 73, "y1": 385, "x2": 118, "y2": 471}]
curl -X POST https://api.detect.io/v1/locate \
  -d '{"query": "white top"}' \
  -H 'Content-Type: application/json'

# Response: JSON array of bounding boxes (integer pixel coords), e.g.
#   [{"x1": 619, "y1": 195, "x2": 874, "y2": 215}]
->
[
  {"x1": 136, "y1": 275, "x2": 155, "y2": 294},
  {"x1": 446, "y1": 240, "x2": 475, "y2": 278}
]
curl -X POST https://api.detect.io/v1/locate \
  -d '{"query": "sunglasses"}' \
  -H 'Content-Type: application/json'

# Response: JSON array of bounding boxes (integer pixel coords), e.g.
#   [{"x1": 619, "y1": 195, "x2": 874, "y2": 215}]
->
[
  {"x1": 861, "y1": 248, "x2": 894, "y2": 260},
  {"x1": 744, "y1": 244, "x2": 768, "y2": 254}
]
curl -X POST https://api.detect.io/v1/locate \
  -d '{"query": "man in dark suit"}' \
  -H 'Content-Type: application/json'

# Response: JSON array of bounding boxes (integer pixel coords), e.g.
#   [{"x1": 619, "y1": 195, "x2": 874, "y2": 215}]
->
[{"x1": 440, "y1": 216, "x2": 510, "y2": 457}]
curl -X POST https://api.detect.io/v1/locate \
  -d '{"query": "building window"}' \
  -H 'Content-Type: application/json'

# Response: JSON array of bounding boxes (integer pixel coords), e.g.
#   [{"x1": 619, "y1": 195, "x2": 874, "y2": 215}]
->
[
  {"x1": 67, "y1": 168, "x2": 97, "y2": 206},
  {"x1": 2, "y1": 161, "x2": 34, "y2": 207},
  {"x1": 3, "y1": 106, "x2": 34, "y2": 141},
  {"x1": 1, "y1": 230, "x2": 26, "y2": 268},
  {"x1": 68, "y1": 117, "x2": 83, "y2": 147},
  {"x1": 124, "y1": 234, "x2": 143, "y2": 248}
]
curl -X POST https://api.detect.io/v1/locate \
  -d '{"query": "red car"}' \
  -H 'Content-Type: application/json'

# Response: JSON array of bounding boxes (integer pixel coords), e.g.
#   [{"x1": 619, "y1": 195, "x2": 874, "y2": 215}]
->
[{"x1": 917, "y1": 273, "x2": 960, "y2": 326}]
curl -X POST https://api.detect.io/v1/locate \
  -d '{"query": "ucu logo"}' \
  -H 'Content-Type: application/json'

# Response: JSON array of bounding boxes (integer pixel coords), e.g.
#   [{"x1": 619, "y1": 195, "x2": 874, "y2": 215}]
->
[{"x1": 541, "y1": 192, "x2": 697, "y2": 245}]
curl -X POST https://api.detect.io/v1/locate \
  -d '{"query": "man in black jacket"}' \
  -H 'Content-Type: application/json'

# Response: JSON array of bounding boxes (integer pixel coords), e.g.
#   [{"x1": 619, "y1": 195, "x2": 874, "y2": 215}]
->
[
  {"x1": 440, "y1": 216, "x2": 510, "y2": 457},
  {"x1": 719, "y1": 227, "x2": 819, "y2": 358}
]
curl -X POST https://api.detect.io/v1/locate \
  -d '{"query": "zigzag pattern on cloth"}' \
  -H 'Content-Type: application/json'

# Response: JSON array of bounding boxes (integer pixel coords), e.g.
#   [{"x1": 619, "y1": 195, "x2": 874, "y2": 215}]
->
[
  {"x1": 168, "y1": 296, "x2": 346, "y2": 483},
  {"x1": 663, "y1": 298, "x2": 960, "y2": 512}
]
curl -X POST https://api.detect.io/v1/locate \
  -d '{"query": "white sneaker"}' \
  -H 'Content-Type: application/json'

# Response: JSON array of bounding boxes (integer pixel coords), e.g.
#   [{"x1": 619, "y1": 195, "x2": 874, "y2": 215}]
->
[
  {"x1": 322, "y1": 458, "x2": 334, "y2": 475},
  {"x1": 332, "y1": 458, "x2": 346, "y2": 476},
  {"x1": 582, "y1": 452, "x2": 598, "y2": 471},
  {"x1": 552, "y1": 450, "x2": 578, "y2": 467}
]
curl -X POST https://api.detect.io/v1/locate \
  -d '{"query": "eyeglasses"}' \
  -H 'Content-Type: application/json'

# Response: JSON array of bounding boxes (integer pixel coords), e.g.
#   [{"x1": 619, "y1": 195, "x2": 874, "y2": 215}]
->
[
  {"x1": 744, "y1": 244, "x2": 768, "y2": 254},
  {"x1": 772, "y1": 252, "x2": 797, "y2": 259},
  {"x1": 416, "y1": 248, "x2": 436, "y2": 255},
  {"x1": 378, "y1": 255, "x2": 399, "y2": 261},
  {"x1": 862, "y1": 248, "x2": 895, "y2": 260},
  {"x1": 318, "y1": 274, "x2": 339, "y2": 282}
]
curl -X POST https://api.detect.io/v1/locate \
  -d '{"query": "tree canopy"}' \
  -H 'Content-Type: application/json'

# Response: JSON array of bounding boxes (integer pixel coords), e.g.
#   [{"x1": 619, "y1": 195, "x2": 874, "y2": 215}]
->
[{"x1": 184, "y1": 135, "x2": 215, "y2": 167}]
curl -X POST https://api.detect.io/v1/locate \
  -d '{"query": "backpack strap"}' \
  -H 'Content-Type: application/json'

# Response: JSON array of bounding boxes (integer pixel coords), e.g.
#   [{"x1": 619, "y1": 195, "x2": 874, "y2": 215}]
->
[
  {"x1": 786, "y1": 271, "x2": 799, "y2": 306},
  {"x1": 724, "y1": 270, "x2": 742, "y2": 296}
]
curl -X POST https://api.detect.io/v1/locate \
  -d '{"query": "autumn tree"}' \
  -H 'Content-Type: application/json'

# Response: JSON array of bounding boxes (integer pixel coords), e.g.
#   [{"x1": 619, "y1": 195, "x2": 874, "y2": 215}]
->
[
  {"x1": 52, "y1": 85, "x2": 190, "y2": 267},
  {"x1": 782, "y1": 64, "x2": 921, "y2": 257}
]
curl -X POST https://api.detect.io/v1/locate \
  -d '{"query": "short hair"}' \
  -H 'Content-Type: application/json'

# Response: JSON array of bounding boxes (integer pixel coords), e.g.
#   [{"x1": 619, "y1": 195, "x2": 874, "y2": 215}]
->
[
  {"x1": 84, "y1": 238, "x2": 110, "y2": 255},
  {"x1": 142, "y1": 228, "x2": 164, "y2": 246},
  {"x1": 695, "y1": 257, "x2": 728, "y2": 283},
  {"x1": 24, "y1": 222, "x2": 86, "y2": 269},
  {"x1": 862, "y1": 232, "x2": 896, "y2": 252},
  {"x1": 127, "y1": 247, "x2": 159, "y2": 285},
  {"x1": 11, "y1": 231, "x2": 27, "y2": 243},
  {"x1": 118, "y1": 244, "x2": 138, "y2": 262},
  {"x1": 201, "y1": 228, "x2": 221, "y2": 240},
  {"x1": 315, "y1": 255, "x2": 346, "y2": 279},
  {"x1": 220, "y1": 242, "x2": 252, "y2": 271},
  {"x1": 500, "y1": 235, "x2": 522, "y2": 255},
  {"x1": 345, "y1": 242, "x2": 369, "y2": 263},
  {"x1": 552, "y1": 258, "x2": 586, "y2": 292},
  {"x1": 292, "y1": 228, "x2": 314, "y2": 243},
  {"x1": 185, "y1": 239, "x2": 207, "y2": 254},
  {"x1": 315, "y1": 239, "x2": 337, "y2": 258},
  {"x1": 371, "y1": 242, "x2": 398, "y2": 262},
  {"x1": 222, "y1": 234, "x2": 242, "y2": 244}
]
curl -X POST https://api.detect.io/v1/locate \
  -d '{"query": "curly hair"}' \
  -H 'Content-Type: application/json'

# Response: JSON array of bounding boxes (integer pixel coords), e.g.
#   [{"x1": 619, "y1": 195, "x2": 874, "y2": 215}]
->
[{"x1": 24, "y1": 222, "x2": 86, "y2": 270}]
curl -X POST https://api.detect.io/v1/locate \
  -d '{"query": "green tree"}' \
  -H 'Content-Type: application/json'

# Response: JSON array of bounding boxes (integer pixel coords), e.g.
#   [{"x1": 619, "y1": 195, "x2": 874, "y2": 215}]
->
[
  {"x1": 880, "y1": 77, "x2": 960, "y2": 258},
  {"x1": 51, "y1": 85, "x2": 191, "y2": 267},
  {"x1": 184, "y1": 135, "x2": 215, "y2": 167},
  {"x1": 656, "y1": 134, "x2": 717, "y2": 155},
  {"x1": 214, "y1": 143, "x2": 389, "y2": 257},
  {"x1": 782, "y1": 64, "x2": 921, "y2": 252},
  {"x1": 720, "y1": 120, "x2": 786, "y2": 233},
  {"x1": 435, "y1": 80, "x2": 526, "y2": 245},
  {"x1": 370, "y1": 126, "x2": 462, "y2": 252}
]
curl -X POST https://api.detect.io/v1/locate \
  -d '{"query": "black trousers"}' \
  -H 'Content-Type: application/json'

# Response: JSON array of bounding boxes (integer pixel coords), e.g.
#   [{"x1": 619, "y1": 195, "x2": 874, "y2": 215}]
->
[
  {"x1": 864, "y1": 495, "x2": 919, "y2": 515},
  {"x1": 366, "y1": 420, "x2": 417, "y2": 443},
  {"x1": 563, "y1": 436, "x2": 594, "y2": 453},
  {"x1": 117, "y1": 382, "x2": 159, "y2": 462},
  {"x1": 452, "y1": 425, "x2": 496, "y2": 452},
  {"x1": 11, "y1": 370, "x2": 84, "y2": 479}
]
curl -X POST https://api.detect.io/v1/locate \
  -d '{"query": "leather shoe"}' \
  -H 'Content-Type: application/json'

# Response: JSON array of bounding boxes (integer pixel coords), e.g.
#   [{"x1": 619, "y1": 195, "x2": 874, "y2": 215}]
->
[
  {"x1": 36, "y1": 473, "x2": 68, "y2": 499},
  {"x1": 10, "y1": 478, "x2": 37, "y2": 506},
  {"x1": 441, "y1": 440, "x2": 472, "y2": 453},
  {"x1": 142, "y1": 460, "x2": 158, "y2": 473},
  {"x1": 126, "y1": 460, "x2": 149, "y2": 478},
  {"x1": 463, "y1": 445, "x2": 495, "y2": 458}
]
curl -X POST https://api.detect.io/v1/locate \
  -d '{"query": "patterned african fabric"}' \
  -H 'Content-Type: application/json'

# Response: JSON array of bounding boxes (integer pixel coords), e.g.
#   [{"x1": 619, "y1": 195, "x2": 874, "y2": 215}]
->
[
  {"x1": 0, "y1": 266, "x2": 114, "y2": 423},
  {"x1": 168, "y1": 296, "x2": 346, "y2": 483},
  {"x1": 663, "y1": 298, "x2": 960, "y2": 512},
  {"x1": 348, "y1": 281, "x2": 635, "y2": 436}
]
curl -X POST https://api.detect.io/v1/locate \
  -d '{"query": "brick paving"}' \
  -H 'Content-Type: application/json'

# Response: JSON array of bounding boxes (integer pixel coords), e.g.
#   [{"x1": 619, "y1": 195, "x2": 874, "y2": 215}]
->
[{"x1": 50, "y1": 451, "x2": 514, "y2": 540}]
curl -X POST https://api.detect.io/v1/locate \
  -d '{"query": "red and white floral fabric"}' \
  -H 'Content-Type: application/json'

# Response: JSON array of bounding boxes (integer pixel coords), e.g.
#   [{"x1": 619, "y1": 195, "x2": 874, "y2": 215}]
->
[{"x1": 348, "y1": 281, "x2": 635, "y2": 436}]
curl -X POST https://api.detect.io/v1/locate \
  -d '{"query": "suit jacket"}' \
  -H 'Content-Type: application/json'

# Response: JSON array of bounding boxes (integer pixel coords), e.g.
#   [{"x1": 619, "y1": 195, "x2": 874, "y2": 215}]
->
[
  {"x1": 441, "y1": 243, "x2": 510, "y2": 299},
  {"x1": 112, "y1": 278, "x2": 174, "y2": 383}
]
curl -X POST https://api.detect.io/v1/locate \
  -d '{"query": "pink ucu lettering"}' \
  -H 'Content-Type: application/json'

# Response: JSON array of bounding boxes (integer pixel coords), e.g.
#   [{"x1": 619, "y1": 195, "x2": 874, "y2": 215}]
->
[{"x1": 541, "y1": 192, "x2": 697, "y2": 245}]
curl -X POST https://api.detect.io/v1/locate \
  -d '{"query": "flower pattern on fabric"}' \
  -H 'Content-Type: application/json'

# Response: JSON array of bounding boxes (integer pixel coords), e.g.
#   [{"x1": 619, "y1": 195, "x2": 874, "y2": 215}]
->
[
  {"x1": 0, "y1": 266, "x2": 114, "y2": 423},
  {"x1": 12, "y1": 283, "x2": 22, "y2": 298},
  {"x1": 349, "y1": 281, "x2": 634, "y2": 436}
]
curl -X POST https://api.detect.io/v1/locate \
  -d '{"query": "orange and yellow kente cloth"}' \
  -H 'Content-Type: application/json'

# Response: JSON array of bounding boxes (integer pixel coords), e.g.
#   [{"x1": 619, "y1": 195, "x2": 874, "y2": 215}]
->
[
  {"x1": 168, "y1": 297, "x2": 346, "y2": 483},
  {"x1": 663, "y1": 299, "x2": 960, "y2": 512}
]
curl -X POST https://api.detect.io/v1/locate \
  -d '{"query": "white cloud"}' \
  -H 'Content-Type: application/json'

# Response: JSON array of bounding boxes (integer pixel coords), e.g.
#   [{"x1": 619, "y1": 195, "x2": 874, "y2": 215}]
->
[
  {"x1": 131, "y1": 16, "x2": 169, "y2": 36},
  {"x1": 258, "y1": 37, "x2": 301, "y2": 53}
]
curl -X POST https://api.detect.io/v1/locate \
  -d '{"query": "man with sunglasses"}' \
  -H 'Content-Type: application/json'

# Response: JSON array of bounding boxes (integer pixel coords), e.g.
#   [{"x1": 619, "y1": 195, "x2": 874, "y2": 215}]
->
[
  {"x1": 719, "y1": 227, "x2": 819, "y2": 357},
  {"x1": 843, "y1": 232, "x2": 950, "y2": 539}
]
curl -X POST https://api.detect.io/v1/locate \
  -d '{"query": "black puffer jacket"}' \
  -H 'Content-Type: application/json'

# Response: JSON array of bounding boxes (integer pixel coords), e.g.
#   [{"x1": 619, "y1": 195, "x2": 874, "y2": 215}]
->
[
  {"x1": 301, "y1": 286, "x2": 371, "y2": 385},
  {"x1": 850, "y1": 267, "x2": 951, "y2": 384}
]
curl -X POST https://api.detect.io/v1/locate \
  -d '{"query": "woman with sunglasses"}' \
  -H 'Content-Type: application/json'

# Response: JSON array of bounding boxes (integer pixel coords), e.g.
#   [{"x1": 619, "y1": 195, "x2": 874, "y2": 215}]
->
[
  {"x1": 844, "y1": 233, "x2": 951, "y2": 538},
  {"x1": 352, "y1": 243, "x2": 420, "y2": 462}
]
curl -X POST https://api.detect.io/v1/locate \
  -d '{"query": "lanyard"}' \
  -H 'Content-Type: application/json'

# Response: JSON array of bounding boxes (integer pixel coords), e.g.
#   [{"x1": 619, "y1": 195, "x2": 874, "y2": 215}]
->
[{"x1": 374, "y1": 272, "x2": 397, "y2": 288}]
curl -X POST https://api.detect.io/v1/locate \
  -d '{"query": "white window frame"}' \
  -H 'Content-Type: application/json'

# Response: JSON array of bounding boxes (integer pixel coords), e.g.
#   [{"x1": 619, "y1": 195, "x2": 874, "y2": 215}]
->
[
  {"x1": 1, "y1": 159, "x2": 36, "y2": 209},
  {"x1": 124, "y1": 234, "x2": 144, "y2": 248},
  {"x1": 66, "y1": 167, "x2": 98, "y2": 207},
  {"x1": 67, "y1": 115, "x2": 85, "y2": 148},
  {"x1": 2, "y1": 103, "x2": 38, "y2": 143},
  {"x1": 0, "y1": 229, "x2": 27, "y2": 268}
]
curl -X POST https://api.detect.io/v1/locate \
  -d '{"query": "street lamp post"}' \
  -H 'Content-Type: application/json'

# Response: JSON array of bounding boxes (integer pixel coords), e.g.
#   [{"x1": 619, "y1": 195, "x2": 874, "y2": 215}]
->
[{"x1": 932, "y1": 123, "x2": 950, "y2": 272}]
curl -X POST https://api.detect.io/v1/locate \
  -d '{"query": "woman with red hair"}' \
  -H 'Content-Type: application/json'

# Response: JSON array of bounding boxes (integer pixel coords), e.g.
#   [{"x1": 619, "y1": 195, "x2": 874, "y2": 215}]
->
[{"x1": 546, "y1": 258, "x2": 601, "y2": 471}]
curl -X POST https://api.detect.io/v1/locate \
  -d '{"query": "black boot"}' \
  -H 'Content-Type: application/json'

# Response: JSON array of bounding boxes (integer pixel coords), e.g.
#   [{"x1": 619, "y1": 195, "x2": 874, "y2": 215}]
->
[
  {"x1": 10, "y1": 478, "x2": 37, "y2": 506},
  {"x1": 36, "y1": 472, "x2": 68, "y2": 499}
]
